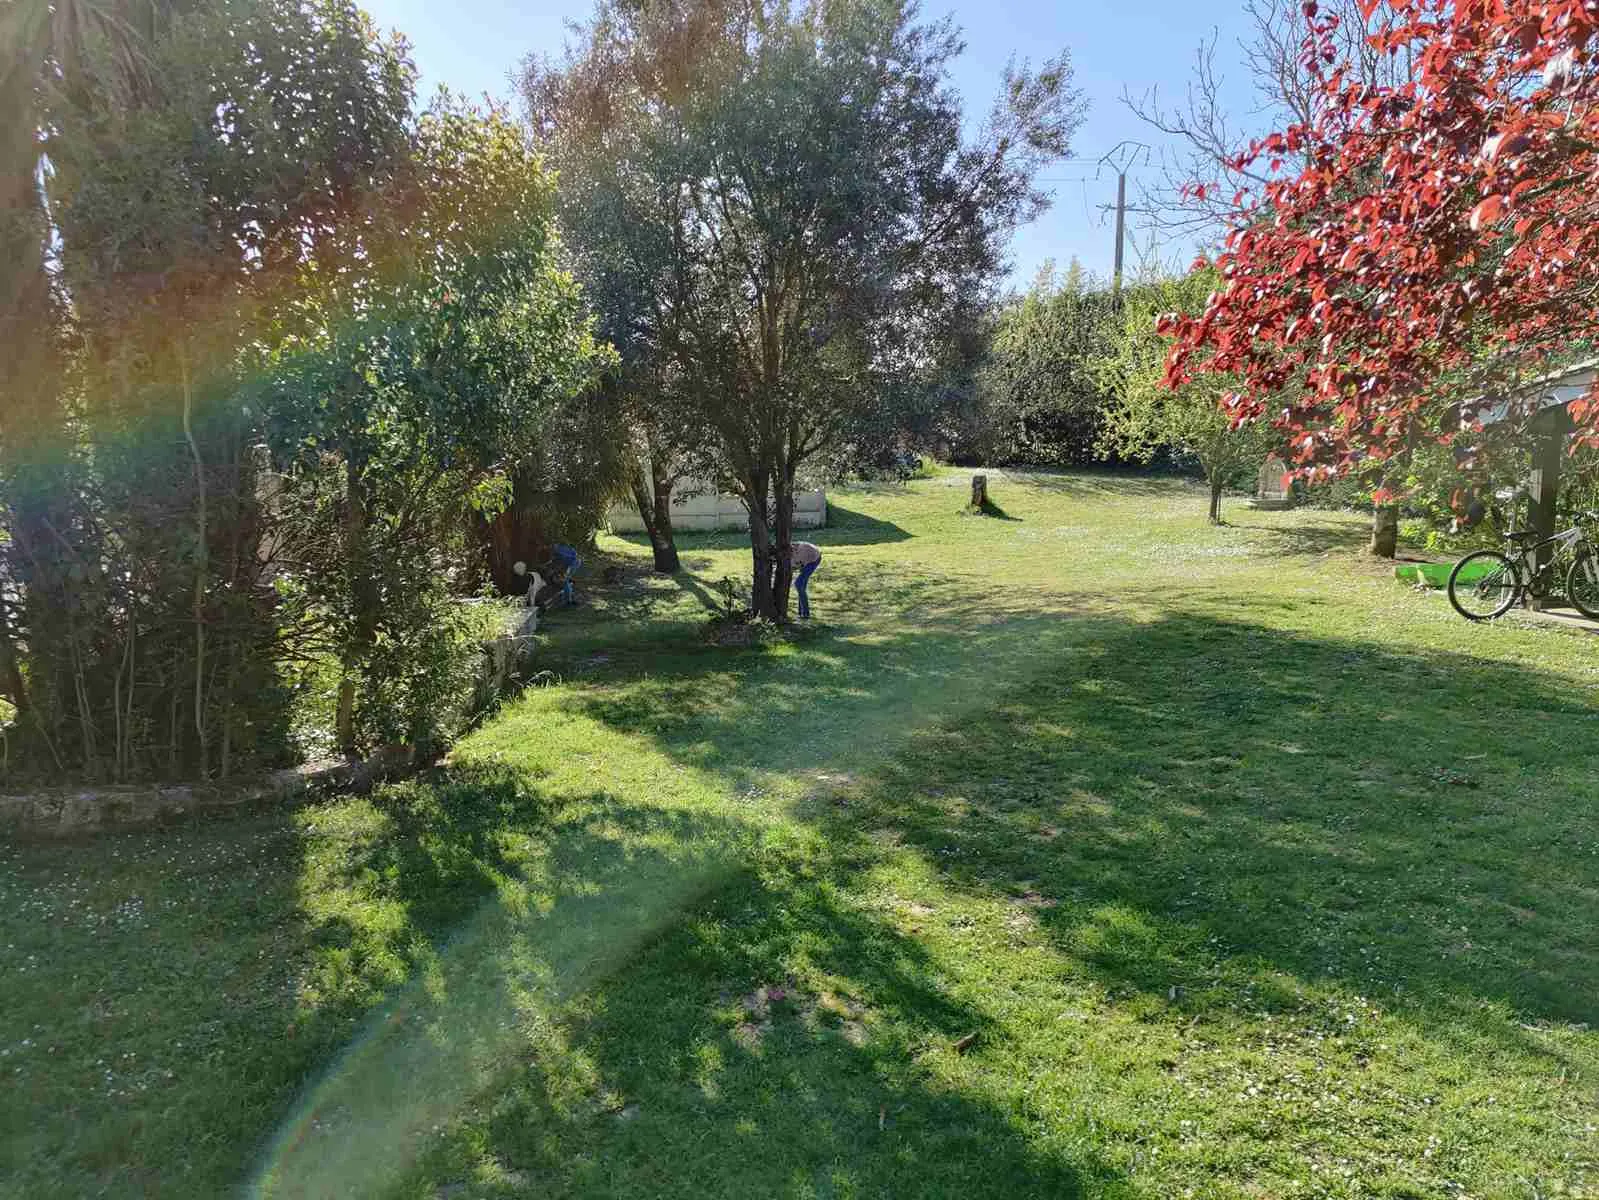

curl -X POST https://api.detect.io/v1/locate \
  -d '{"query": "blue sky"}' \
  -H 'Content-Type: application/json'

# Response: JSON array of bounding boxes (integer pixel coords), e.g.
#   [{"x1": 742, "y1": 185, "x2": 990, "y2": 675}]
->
[{"x1": 359, "y1": 0, "x2": 1261, "y2": 287}]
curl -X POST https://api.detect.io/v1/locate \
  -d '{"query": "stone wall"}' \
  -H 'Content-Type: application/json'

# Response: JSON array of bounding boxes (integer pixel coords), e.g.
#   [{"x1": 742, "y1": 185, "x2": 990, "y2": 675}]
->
[{"x1": 0, "y1": 749, "x2": 414, "y2": 839}]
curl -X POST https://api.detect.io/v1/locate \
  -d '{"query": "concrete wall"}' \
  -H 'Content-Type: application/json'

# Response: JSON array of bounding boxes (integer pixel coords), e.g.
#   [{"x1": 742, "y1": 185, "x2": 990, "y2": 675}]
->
[{"x1": 608, "y1": 479, "x2": 826, "y2": 533}]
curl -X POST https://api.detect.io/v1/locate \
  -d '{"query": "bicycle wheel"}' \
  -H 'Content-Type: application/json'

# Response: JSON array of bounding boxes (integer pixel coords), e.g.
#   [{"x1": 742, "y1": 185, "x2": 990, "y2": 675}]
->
[
  {"x1": 1566, "y1": 547, "x2": 1599, "y2": 620},
  {"x1": 1447, "y1": 550, "x2": 1521, "y2": 621}
]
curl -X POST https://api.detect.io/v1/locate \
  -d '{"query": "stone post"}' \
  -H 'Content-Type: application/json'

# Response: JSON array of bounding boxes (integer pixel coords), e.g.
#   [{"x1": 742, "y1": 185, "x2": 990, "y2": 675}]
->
[{"x1": 1369, "y1": 505, "x2": 1398, "y2": 558}]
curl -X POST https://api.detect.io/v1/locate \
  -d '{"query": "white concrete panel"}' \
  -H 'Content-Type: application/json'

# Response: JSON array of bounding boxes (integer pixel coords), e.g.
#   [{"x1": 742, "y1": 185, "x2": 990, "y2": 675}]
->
[{"x1": 606, "y1": 482, "x2": 827, "y2": 534}]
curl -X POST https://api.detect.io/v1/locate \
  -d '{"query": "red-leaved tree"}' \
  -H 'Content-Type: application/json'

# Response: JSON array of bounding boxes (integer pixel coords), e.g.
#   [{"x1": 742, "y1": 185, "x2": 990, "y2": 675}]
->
[{"x1": 1164, "y1": 0, "x2": 1599, "y2": 496}]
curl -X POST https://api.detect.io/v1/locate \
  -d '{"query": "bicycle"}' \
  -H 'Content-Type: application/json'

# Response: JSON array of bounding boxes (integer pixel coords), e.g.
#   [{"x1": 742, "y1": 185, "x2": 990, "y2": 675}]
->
[{"x1": 1447, "y1": 509, "x2": 1599, "y2": 621}]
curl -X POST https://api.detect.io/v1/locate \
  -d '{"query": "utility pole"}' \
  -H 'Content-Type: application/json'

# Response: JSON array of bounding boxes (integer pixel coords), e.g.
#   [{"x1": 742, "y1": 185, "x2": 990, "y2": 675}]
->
[
  {"x1": 1033, "y1": 143, "x2": 1154, "y2": 293},
  {"x1": 1097, "y1": 141, "x2": 1150, "y2": 297},
  {"x1": 1112, "y1": 169, "x2": 1127, "y2": 294}
]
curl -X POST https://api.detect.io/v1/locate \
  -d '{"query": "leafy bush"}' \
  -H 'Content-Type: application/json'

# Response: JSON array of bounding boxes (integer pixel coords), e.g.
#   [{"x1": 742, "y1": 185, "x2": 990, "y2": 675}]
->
[
  {"x1": 1, "y1": 3, "x2": 607, "y2": 780},
  {"x1": 357, "y1": 597, "x2": 502, "y2": 761},
  {"x1": 969, "y1": 263, "x2": 1121, "y2": 467}
]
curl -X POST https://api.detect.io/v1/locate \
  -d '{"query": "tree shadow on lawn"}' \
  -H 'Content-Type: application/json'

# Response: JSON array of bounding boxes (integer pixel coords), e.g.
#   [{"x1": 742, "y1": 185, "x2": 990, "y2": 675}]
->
[
  {"x1": 565, "y1": 600, "x2": 1599, "y2": 1186},
  {"x1": 572, "y1": 585, "x2": 1094, "y2": 795},
  {"x1": 972, "y1": 496, "x2": 1022, "y2": 521},
  {"x1": 857, "y1": 606, "x2": 1599, "y2": 1038},
  {"x1": 1229, "y1": 518, "x2": 1370, "y2": 557},
  {"x1": 16, "y1": 595, "x2": 1594, "y2": 1197},
  {"x1": 2, "y1": 770, "x2": 614, "y2": 1198},
  {"x1": 820, "y1": 501, "x2": 914, "y2": 545},
  {"x1": 248, "y1": 775, "x2": 758, "y2": 1199},
  {"x1": 248, "y1": 767, "x2": 1122, "y2": 1198},
  {"x1": 576, "y1": 588, "x2": 1599, "y2": 1036},
  {"x1": 6, "y1": 770, "x2": 810, "y2": 1198},
  {"x1": 610, "y1": 508, "x2": 913, "y2": 555},
  {"x1": 397, "y1": 818, "x2": 1123, "y2": 1199},
  {"x1": 321, "y1": 592, "x2": 1596, "y2": 1195},
  {"x1": 987, "y1": 469, "x2": 1200, "y2": 498}
]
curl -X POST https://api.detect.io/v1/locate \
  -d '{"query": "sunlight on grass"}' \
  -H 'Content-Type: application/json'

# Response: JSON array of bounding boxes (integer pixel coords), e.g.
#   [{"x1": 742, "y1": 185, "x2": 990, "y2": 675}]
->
[{"x1": 4, "y1": 472, "x2": 1597, "y2": 1199}]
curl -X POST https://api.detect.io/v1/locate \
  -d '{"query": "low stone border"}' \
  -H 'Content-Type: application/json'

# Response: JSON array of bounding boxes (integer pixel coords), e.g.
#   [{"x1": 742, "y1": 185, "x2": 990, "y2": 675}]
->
[
  {"x1": 5, "y1": 610, "x2": 540, "y2": 840},
  {"x1": 1, "y1": 746, "x2": 414, "y2": 840}
]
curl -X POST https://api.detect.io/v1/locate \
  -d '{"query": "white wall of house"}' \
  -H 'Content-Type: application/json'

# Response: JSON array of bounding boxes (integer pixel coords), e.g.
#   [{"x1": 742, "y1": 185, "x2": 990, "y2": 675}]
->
[{"x1": 607, "y1": 478, "x2": 826, "y2": 533}]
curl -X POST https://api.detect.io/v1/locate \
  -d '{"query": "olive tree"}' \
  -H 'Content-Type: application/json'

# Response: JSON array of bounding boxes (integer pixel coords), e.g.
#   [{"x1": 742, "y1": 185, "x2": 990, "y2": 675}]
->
[{"x1": 528, "y1": 0, "x2": 1085, "y2": 618}]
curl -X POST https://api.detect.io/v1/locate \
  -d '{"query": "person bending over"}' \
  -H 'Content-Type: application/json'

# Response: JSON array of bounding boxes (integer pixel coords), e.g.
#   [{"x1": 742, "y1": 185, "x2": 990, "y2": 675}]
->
[
  {"x1": 791, "y1": 541, "x2": 822, "y2": 620},
  {"x1": 538, "y1": 543, "x2": 582, "y2": 607}
]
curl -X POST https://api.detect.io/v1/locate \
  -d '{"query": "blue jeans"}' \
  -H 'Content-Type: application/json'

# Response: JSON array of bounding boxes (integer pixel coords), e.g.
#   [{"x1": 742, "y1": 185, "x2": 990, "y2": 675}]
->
[
  {"x1": 553, "y1": 546, "x2": 581, "y2": 603},
  {"x1": 795, "y1": 558, "x2": 820, "y2": 618}
]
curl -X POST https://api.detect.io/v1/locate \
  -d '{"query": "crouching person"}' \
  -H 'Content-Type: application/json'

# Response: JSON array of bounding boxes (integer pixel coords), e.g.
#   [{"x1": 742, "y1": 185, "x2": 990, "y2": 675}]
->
[{"x1": 791, "y1": 541, "x2": 822, "y2": 620}]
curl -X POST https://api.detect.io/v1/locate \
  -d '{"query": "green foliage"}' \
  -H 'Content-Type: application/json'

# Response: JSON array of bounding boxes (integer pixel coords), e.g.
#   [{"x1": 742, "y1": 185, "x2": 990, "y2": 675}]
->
[
  {"x1": 355, "y1": 596, "x2": 501, "y2": 758},
  {"x1": 1, "y1": 2, "x2": 608, "y2": 778},
  {"x1": 1302, "y1": 425, "x2": 1599, "y2": 556},
  {"x1": 255, "y1": 92, "x2": 609, "y2": 754},
  {"x1": 714, "y1": 575, "x2": 748, "y2": 618},
  {"x1": 529, "y1": 0, "x2": 1085, "y2": 618},
  {"x1": 972, "y1": 260, "x2": 1123, "y2": 465},
  {"x1": 0, "y1": 0, "x2": 419, "y2": 780},
  {"x1": 1096, "y1": 271, "x2": 1276, "y2": 520}
]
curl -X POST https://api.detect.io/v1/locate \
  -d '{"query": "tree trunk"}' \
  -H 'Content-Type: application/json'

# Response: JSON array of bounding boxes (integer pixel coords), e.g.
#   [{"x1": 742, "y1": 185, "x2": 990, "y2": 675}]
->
[
  {"x1": 0, "y1": 93, "x2": 60, "y2": 737},
  {"x1": 772, "y1": 469, "x2": 796, "y2": 623},
  {"x1": 1370, "y1": 435, "x2": 1416, "y2": 562},
  {"x1": 1369, "y1": 504, "x2": 1398, "y2": 558},
  {"x1": 179, "y1": 346, "x2": 209, "y2": 777},
  {"x1": 629, "y1": 454, "x2": 682, "y2": 574},
  {"x1": 650, "y1": 467, "x2": 681, "y2": 574},
  {"x1": 0, "y1": 598, "x2": 27, "y2": 716},
  {"x1": 337, "y1": 462, "x2": 376, "y2": 754},
  {"x1": 1208, "y1": 477, "x2": 1224, "y2": 524},
  {"x1": 746, "y1": 469, "x2": 777, "y2": 620}
]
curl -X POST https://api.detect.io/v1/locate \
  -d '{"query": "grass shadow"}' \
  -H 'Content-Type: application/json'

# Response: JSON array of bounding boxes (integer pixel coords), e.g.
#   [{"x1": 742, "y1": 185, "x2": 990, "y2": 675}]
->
[
  {"x1": 572, "y1": 593, "x2": 1087, "y2": 791},
  {"x1": 992, "y1": 468, "x2": 1199, "y2": 498},
  {"x1": 1231, "y1": 519, "x2": 1371, "y2": 557},
  {"x1": 560, "y1": 593, "x2": 1599, "y2": 1187},
  {"x1": 400, "y1": 824, "x2": 1124, "y2": 1198},
  {"x1": 249, "y1": 769, "x2": 766, "y2": 1199},
  {"x1": 819, "y1": 502, "x2": 914, "y2": 545},
  {"x1": 973, "y1": 497, "x2": 1022, "y2": 521},
  {"x1": 668, "y1": 566, "x2": 722, "y2": 613},
  {"x1": 857, "y1": 609, "x2": 1599, "y2": 1033}
]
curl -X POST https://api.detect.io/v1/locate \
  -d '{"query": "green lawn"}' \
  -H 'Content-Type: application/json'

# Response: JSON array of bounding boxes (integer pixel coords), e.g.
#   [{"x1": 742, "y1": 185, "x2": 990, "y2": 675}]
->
[{"x1": 4, "y1": 470, "x2": 1597, "y2": 1199}]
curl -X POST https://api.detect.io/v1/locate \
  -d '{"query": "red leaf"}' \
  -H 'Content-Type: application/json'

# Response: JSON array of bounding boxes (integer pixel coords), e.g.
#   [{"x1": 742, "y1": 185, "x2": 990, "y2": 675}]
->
[{"x1": 1468, "y1": 195, "x2": 1506, "y2": 232}]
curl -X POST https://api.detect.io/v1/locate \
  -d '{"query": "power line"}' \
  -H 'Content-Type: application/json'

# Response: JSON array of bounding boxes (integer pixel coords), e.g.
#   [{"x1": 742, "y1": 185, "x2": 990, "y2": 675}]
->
[
  {"x1": 1036, "y1": 145, "x2": 1169, "y2": 282},
  {"x1": 1096, "y1": 142, "x2": 1151, "y2": 293}
]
